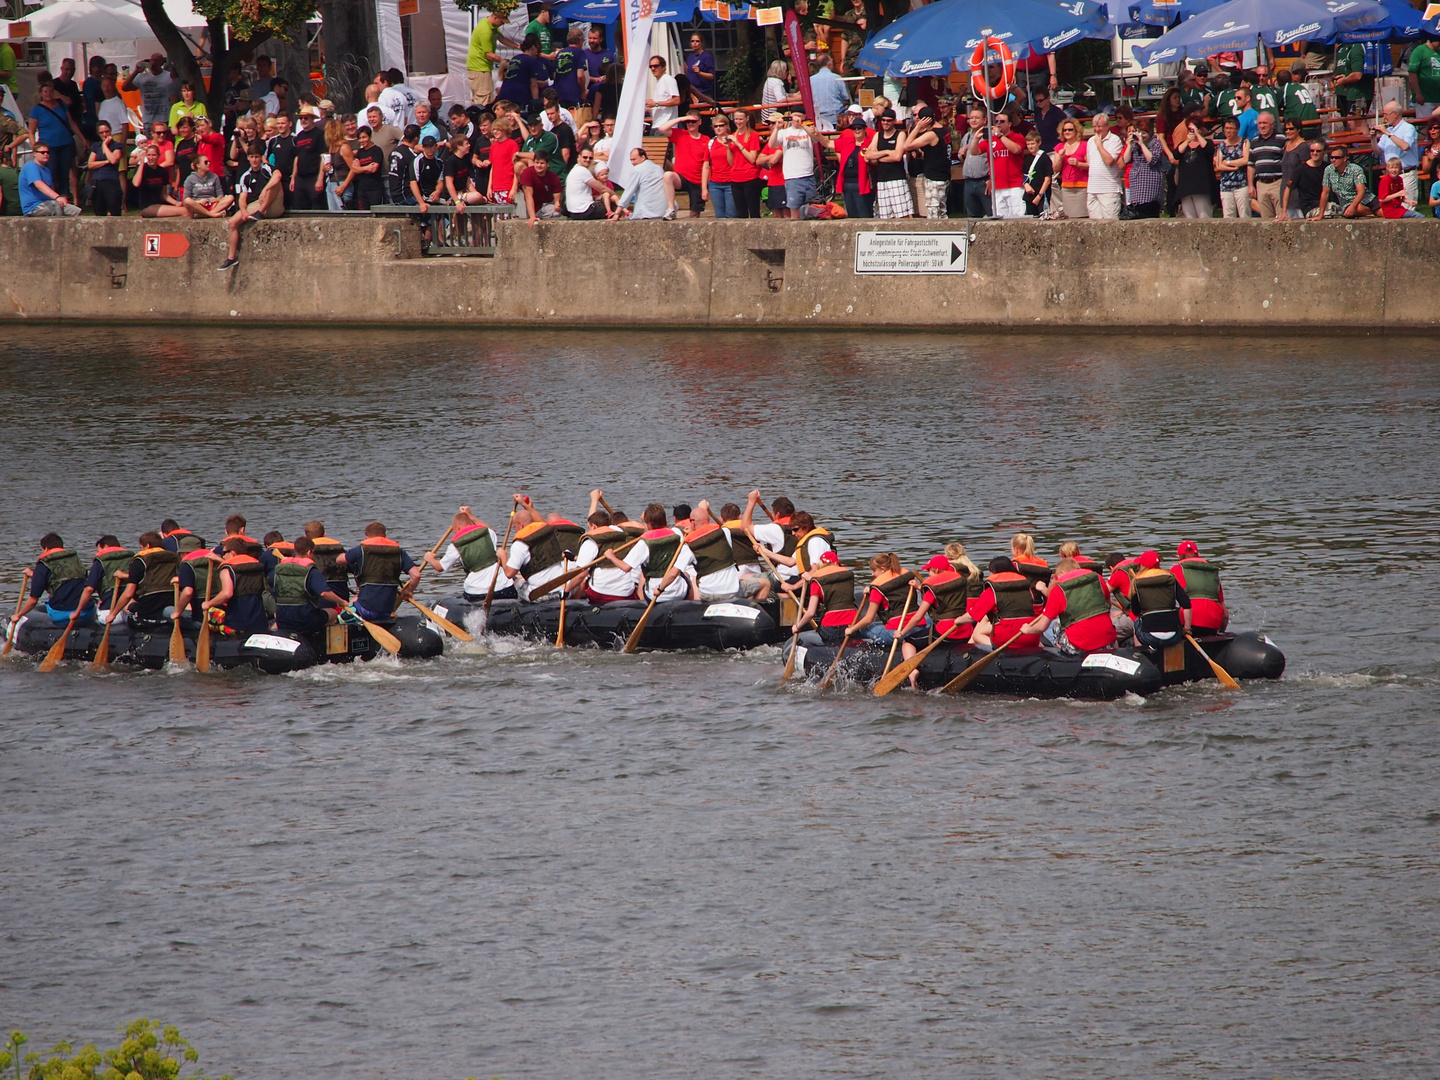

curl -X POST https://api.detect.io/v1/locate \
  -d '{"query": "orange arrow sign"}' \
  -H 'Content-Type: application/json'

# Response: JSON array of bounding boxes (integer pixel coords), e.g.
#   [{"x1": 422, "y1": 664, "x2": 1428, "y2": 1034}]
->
[{"x1": 143, "y1": 233, "x2": 190, "y2": 258}]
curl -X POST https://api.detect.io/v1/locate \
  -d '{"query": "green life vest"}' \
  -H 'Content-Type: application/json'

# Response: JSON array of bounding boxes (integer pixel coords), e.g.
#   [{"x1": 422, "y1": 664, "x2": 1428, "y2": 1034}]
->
[
  {"x1": 310, "y1": 537, "x2": 346, "y2": 585},
  {"x1": 723, "y1": 520, "x2": 760, "y2": 566},
  {"x1": 94, "y1": 547, "x2": 135, "y2": 600},
  {"x1": 355, "y1": 539, "x2": 403, "y2": 587},
  {"x1": 272, "y1": 558, "x2": 319, "y2": 608},
  {"x1": 873, "y1": 570, "x2": 916, "y2": 611},
  {"x1": 620, "y1": 523, "x2": 645, "y2": 539},
  {"x1": 1053, "y1": 569, "x2": 1109, "y2": 629},
  {"x1": 516, "y1": 521, "x2": 583, "y2": 576},
  {"x1": 134, "y1": 547, "x2": 180, "y2": 598},
  {"x1": 1176, "y1": 557, "x2": 1222, "y2": 602},
  {"x1": 224, "y1": 555, "x2": 267, "y2": 597},
  {"x1": 1130, "y1": 568, "x2": 1177, "y2": 616},
  {"x1": 687, "y1": 525, "x2": 736, "y2": 579},
  {"x1": 640, "y1": 530, "x2": 681, "y2": 578},
  {"x1": 453, "y1": 523, "x2": 498, "y2": 574},
  {"x1": 38, "y1": 548, "x2": 84, "y2": 596},
  {"x1": 182, "y1": 550, "x2": 213, "y2": 600},
  {"x1": 166, "y1": 529, "x2": 207, "y2": 554},
  {"x1": 587, "y1": 527, "x2": 632, "y2": 558},
  {"x1": 813, "y1": 565, "x2": 857, "y2": 620},
  {"x1": 986, "y1": 573, "x2": 1035, "y2": 622},
  {"x1": 923, "y1": 570, "x2": 971, "y2": 621}
]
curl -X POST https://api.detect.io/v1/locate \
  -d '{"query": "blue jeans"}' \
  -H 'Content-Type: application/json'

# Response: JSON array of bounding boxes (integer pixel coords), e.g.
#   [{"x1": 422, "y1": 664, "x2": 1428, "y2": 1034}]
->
[
  {"x1": 326, "y1": 179, "x2": 354, "y2": 211},
  {"x1": 963, "y1": 178, "x2": 989, "y2": 217},
  {"x1": 842, "y1": 184, "x2": 874, "y2": 219},
  {"x1": 855, "y1": 622, "x2": 894, "y2": 646},
  {"x1": 785, "y1": 174, "x2": 818, "y2": 209},
  {"x1": 709, "y1": 182, "x2": 736, "y2": 218},
  {"x1": 47, "y1": 603, "x2": 96, "y2": 625}
]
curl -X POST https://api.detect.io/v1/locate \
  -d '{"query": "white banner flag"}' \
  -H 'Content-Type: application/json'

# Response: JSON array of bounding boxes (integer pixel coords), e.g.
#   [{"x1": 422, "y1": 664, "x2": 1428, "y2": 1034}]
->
[{"x1": 609, "y1": 0, "x2": 659, "y2": 189}]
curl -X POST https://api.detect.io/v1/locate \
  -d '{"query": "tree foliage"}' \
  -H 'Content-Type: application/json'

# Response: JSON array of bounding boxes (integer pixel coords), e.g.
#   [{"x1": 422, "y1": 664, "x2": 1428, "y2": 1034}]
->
[
  {"x1": 1, "y1": 1023, "x2": 229, "y2": 1080},
  {"x1": 192, "y1": 0, "x2": 318, "y2": 46}
]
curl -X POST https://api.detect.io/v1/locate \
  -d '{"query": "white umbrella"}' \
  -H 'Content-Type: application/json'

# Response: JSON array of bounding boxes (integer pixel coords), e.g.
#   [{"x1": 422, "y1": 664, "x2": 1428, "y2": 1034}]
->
[
  {"x1": 100, "y1": 0, "x2": 210, "y2": 30},
  {"x1": 25, "y1": 0, "x2": 151, "y2": 42}
]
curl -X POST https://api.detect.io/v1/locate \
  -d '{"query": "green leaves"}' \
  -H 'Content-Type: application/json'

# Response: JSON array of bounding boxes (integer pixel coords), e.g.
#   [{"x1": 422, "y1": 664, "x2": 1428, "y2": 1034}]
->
[
  {"x1": 192, "y1": 0, "x2": 319, "y2": 44},
  {"x1": 2, "y1": 1024, "x2": 228, "y2": 1080}
]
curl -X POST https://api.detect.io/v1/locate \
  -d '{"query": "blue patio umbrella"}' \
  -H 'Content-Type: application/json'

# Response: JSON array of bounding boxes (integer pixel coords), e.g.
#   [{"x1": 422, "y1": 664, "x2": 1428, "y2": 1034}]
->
[
  {"x1": 553, "y1": 0, "x2": 697, "y2": 24},
  {"x1": 854, "y1": 0, "x2": 1110, "y2": 79},
  {"x1": 1127, "y1": 0, "x2": 1229, "y2": 27},
  {"x1": 1133, "y1": 0, "x2": 1388, "y2": 65},
  {"x1": 1337, "y1": 0, "x2": 1424, "y2": 40}
]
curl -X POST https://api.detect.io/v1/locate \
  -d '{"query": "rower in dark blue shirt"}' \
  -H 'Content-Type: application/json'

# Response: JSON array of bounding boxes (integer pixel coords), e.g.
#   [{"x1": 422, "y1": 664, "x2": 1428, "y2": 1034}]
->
[
  {"x1": 201, "y1": 536, "x2": 271, "y2": 634},
  {"x1": 337, "y1": 521, "x2": 421, "y2": 621},
  {"x1": 272, "y1": 536, "x2": 346, "y2": 633},
  {"x1": 15, "y1": 532, "x2": 95, "y2": 625}
]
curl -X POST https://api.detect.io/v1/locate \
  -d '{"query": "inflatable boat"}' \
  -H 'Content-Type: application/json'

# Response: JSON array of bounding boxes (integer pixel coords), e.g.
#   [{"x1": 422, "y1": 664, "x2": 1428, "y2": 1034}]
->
[
  {"x1": 429, "y1": 595, "x2": 788, "y2": 652},
  {"x1": 3, "y1": 612, "x2": 444, "y2": 674},
  {"x1": 795, "y1": 624, "x2": 1284, "y2": 699}
]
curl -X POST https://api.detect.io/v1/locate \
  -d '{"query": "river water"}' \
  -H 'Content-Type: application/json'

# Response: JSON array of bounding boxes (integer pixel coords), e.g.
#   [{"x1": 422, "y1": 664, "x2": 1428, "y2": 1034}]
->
[{"x1": 1, "y1": 329, "x2": 1436, "y2": 1080}]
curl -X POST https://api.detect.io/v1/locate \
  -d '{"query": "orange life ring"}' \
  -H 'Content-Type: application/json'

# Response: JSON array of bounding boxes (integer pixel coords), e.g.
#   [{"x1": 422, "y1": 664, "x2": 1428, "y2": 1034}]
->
[{"x1": 968, "y1": 37, "x2": 1016, "y2": 102}]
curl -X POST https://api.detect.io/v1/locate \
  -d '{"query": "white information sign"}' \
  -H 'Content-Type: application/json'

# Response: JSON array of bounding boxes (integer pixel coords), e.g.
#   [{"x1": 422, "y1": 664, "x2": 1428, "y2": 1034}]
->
[{"x1": 854, "y1": 231, "x2": 967, "y2": 274}]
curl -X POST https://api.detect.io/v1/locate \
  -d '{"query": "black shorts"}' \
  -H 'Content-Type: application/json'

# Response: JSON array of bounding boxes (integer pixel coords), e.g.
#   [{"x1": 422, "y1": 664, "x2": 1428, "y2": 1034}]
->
[
  {"x1": 766, "y1": 180, "x2": 786, "y2": 209},
  {"x1": 564, "y1": 202, "x2": 607, "y2": 219},
  {"x1": 677, "y1": 175, "x2": 705, "y2": 212}
]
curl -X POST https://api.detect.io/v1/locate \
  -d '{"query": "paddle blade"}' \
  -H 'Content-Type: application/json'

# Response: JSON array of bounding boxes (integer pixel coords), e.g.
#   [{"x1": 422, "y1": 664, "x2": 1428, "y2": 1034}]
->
[
  {"x1": 817, "y1": 638, "x2": 850, "y2": 690},
  {"x1": 779, "y1": 635, "x2": 800, "y2": 683},
  {"x1": 38, "y1": 622, "x2": 73, "y2": 672},
  {"x1": 940, "y1": 632, "x2": 1024, "y2": 695},
  {"x1": 874, "y1": 626, "x2": 956, "y2": 697},
  {"x1": 195, "y1": 623, "x2": 211, "y2": 673},
  {"x1": 169, "y1": 619, "x2": 186, "y2": 665},
  {"x1": 409, "y1": 598, "x2": 473, "y2": 642},
  {"x1": 365, "y1": 619, "x2": 403, "y2": 655},
  {"x1": 88, "y1": 626, "x2": 112, "y2": 672},
  {"x1": 1188, "y1": 633, "x2": 1241, "y2": 689},
  {"x1": 622, "y1": 599, "x2": 658, "y2": 654}
]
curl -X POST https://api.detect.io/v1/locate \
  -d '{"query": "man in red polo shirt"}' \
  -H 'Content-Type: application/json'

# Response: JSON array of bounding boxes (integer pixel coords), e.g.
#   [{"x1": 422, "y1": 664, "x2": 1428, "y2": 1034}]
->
[{"x1": 657, "y1": 110, "x2": 711, "y2": 217}]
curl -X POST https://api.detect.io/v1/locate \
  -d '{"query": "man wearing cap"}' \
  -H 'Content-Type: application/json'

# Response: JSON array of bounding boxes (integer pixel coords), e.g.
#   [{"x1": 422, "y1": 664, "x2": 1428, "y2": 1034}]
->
[
  {"x1": 289, "y1": 105, "x2": 326, "y2": 210},
  {"x1": 864, "y1": 108, "x2": 913, "y2": 219},
  {"x1": 768, "y1": 107, "x2": 833, "y2": 216},
  {"x1": 517, "y1": 110, "x2": 563, "y2": 174},
  {"x1": 1170, "y1": 542, "x2": 1226, "y2": 634},
  {"x1": 468, "y1": 10, "x2": 517, "y2": 106},
  {"x1": 1126, "y1": 549, "x2": 1193, "y2": 629}
]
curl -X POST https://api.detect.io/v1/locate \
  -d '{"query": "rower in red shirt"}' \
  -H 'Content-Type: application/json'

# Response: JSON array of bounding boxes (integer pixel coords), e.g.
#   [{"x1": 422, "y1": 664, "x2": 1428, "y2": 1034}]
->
[
  {"x1": 1170, "y1": 540, "x2": 1228, "y2": 633},
  {"x1": 955, "y1": 557, "x2": 1044, "y2": 651},
  {"x1": 1021, "y1": 557, "x2": 1118, "y2": 653}
]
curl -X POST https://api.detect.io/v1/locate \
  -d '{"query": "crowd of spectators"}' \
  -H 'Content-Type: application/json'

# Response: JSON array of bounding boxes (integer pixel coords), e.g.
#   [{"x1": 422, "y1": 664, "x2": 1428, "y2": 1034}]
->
[{"x1": 5, "y1": 28, "x2": 1440, "y2": 228}]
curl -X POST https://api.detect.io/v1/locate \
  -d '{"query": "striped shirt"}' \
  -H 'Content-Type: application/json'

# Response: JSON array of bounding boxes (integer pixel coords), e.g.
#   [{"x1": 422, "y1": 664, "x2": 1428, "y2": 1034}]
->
[{"x1": 1249, "y1": 135, "x2": 1286, "y2": 183}]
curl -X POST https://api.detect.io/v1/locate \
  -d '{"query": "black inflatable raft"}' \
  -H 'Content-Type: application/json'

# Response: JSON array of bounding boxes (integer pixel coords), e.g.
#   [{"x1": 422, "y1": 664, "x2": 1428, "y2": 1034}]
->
[
  {"x1": 796, "y1": 628, "x2": 1284, "y2": 698},
  {"x1": 3, "y1": 612, "x2": 444, "y2": 673},
  {"x1": 429, "y1": 595, "x2": 787, "y2": 652}
]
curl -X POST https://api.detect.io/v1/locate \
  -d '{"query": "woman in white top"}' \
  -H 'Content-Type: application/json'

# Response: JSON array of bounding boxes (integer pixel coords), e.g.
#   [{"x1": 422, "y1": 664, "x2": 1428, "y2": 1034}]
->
[{"x1": 761, "y1": 60, "x2": 800, "y2": 124}]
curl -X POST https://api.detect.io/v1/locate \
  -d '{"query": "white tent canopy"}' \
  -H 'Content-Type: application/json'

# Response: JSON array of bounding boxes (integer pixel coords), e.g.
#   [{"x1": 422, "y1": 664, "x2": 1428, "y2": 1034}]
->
[
  {"x1": 101, "y1": 0, "x2": 210, "y2": 30},
  {"x1": 25, "y1": 0, "x2": 149, "y2": 42}
]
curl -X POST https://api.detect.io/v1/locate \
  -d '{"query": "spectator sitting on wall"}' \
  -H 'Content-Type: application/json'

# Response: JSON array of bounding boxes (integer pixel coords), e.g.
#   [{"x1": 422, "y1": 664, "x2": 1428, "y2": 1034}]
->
[
  {"x1": 519, "y1": 153, "x2": 563, "y2": 225},
  {"x1": 1318, "y1": 143, "x2": 1376, "y2": 218},
  {"x1": 565, "y1": 146, "x2": 614, "y2": 219},
  {"x1": 180, "y1": 151, "x2": 233, "y2": 218},
  {"x1": 611, "y1": 146, "x2": 674, "y2": 220},
  {"x1": 1376, "y1": 156, "x2": 1424, "y2": 218},
  {"x1": 19, "y1": 144, "x2": 81, "y2": 216},
  {"x1": 221, "y1": 144, "x2": 285, "y2": 269}
]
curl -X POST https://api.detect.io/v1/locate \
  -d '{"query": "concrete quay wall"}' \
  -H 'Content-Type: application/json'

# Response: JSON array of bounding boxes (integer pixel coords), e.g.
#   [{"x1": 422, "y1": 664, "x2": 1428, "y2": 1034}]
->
[{"x1": 2, "y1": 216, "x2": 1432, "y2": 329}]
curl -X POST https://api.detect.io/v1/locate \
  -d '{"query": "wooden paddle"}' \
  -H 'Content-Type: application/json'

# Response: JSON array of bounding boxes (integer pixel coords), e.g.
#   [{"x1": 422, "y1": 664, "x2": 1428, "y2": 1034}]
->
[
  {"x1": 2, "y1": 569, "x2": 32, "y2": 658},
  {"x1": 622, "y1": 539, "x2": 686, "y2": 654},
  {"x1": 528, "y1": 537, "x2": 640, "y2": 600},
  {"x1": 88, "y1": 571, "x2": 128, "y2": 673},
  {"x1": 874, "y1": 622, "x2": 965, "y2": 697},
  {"x1": 195, "y1": 558, "x2": 216, "y2": 673},
  {"x1": 874, "y1": 581, "x2": 917, "y2": 687},
  {"x1": 168, "y1": 580, "x2": 186, "y2": 666},
  {"x1": 1185, "y1": 631, "x2": 1241, "y2": 689},
  {"x1": 343, "y1": 603, "x2": 402, "y2": 655},
  {"x1": 939, "y1": 629, "x2": 1027, "y2": 695},
  {"x1": 38, "y1": 606, "x2": 82, "y2": 672},
  {"x1": 406, "y1": 596, "x2": 473, "y2": 642},
  {"x1": 817, "y1": 600, "x2": 869, "y2": 691},
  {"x1": 482, "y1": 504, "x2": 519, "y2": 617},
  {"x1": 394, "y1": 522, "x2": 455, "y2": 618},
  {"x1": 555, "y1": 555, "x2": 568, "y2": 648}
]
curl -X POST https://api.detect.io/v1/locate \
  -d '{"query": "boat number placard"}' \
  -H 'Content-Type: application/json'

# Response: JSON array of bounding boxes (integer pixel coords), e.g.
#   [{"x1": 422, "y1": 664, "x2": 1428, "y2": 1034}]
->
[{"x1": 854, "y1": 232, "x2": 967, "y2": 275}]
